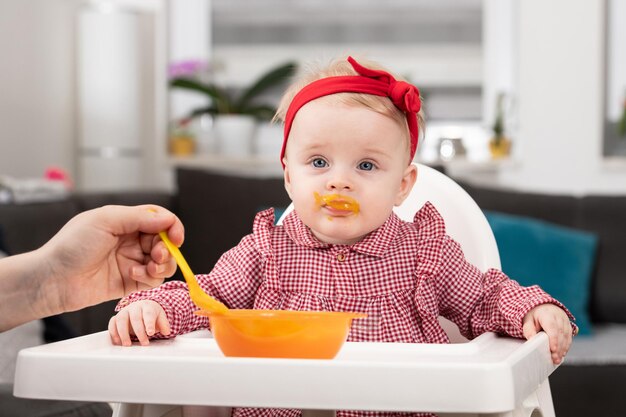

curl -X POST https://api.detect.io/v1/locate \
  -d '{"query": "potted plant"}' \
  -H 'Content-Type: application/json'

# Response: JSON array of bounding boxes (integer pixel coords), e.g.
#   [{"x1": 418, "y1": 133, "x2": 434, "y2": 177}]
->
[
  {"x1": 170, "y1": 61, "x2": 297, "y2": 157},
  {"x1": 168, "y1": 117, "x2": 196, "y2": 156},
  {"x1": 489, "y1": 92, "x2": 512, "y2": 159}
]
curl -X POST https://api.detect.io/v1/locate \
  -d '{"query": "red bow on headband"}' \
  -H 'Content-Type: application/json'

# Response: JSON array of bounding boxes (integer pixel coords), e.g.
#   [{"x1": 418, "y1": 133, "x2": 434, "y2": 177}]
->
[{"x1": 280, "y1": 56, "x2": 421, "y2": 168}]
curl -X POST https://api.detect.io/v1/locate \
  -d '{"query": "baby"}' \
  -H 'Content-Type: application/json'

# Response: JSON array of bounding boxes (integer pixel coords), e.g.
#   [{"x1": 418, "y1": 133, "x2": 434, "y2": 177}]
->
[{"x1": 109, "y1": 56, "x2": 574, "y2": 417}]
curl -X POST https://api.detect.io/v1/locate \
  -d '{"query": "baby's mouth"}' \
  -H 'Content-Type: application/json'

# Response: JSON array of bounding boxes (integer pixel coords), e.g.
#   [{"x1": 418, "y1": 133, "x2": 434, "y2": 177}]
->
[{"x1": 314, "y1": 192, "x2": 360, "y2": 215}]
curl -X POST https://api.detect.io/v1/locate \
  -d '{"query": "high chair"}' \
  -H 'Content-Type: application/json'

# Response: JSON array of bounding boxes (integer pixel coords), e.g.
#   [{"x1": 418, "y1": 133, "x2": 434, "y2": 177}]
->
[{"x1": 14, "y1": 164, "x2": 559, "y2": 417}]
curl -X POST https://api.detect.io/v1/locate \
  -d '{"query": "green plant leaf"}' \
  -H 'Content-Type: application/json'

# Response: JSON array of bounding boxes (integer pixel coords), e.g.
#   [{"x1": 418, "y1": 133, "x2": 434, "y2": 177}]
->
[
  {"x1": 492, "y1": 92, "x2": 506, "y2": 137},
  {"x1": 235, "y1": 61, "x2": 297, "y2": 110},
  {"x1": 170, "y1": 78, "x2": 232, "y2": 113},
  {"x1": 239, "y1": 104, "x2": 279, "y2": 122},
  {"x1": 170, "y1": 61, "x2": 297, "y2": 119},
  {"x1": 189, "y1": 106, "x2": 219, "y2": 118},
  {"x1": 618, "y1": 106, "x2": 626, "y2": 137}
]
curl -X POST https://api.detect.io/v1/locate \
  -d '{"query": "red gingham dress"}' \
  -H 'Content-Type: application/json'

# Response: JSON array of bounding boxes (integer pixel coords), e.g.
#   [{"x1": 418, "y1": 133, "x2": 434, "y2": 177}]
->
[{"x1": 117, "y1": 203, "x2": 573, "y2": 417}]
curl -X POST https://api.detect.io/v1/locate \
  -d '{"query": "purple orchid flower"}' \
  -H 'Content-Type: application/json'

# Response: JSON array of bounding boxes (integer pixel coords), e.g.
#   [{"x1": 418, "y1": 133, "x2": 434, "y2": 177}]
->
[{"x1": 168, "y1": 60, "x2": 209, "y2": 79}]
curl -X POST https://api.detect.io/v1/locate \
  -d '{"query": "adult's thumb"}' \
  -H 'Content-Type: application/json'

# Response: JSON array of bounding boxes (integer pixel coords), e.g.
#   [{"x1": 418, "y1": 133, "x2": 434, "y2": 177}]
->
[{"x1": 99, "y1": 205, "x2": 184, "y2": 246}]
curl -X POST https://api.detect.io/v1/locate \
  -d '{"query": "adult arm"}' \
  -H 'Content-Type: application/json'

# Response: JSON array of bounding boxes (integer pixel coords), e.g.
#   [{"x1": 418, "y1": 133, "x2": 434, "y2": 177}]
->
[{"x1": 0, "y1": 205, "x2": 183, "y2": 332}]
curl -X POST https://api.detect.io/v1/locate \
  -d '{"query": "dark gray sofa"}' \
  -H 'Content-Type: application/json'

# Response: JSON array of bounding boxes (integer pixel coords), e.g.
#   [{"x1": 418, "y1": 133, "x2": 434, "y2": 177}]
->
[
  {"x1": 456, "y1": 182, "x2": 626, "y2": 417},
  {"x1": 1, "y1": 167, "x2": 625, "y2": 417}
]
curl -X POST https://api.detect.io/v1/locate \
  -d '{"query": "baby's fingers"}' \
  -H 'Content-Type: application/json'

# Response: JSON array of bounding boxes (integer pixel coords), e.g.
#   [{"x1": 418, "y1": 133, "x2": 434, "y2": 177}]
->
[
  {"x1": 522, "y1": 317, "x2": 539, "y2": 340},
  {"x1": 130, "y1": 306, "x2": 151, "y2": 346},
  {"x1": 542, "y1": 318, "x2": 568, "y2": 364},
  {"x1": 155, "y1": 309, "x2": 171, "y2": 336},
  {"x1": 141, "y1": 302, "x2": 170, "y2": 337},
  {"x1": 110, "y1": 310, "x2": 133, "y2": 347},
  {"x1": 108, "y1": 316, "x2": 122, "y2": 345}
]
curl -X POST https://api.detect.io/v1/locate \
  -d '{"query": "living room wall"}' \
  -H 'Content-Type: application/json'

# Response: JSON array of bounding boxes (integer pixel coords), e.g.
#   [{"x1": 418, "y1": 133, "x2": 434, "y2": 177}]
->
[
  {"x1": 498, "y1": 0, "x2": 626, "y2": 195},
  {"x1": 0, "y1": 0, "x2": 79, "y2": 179}
]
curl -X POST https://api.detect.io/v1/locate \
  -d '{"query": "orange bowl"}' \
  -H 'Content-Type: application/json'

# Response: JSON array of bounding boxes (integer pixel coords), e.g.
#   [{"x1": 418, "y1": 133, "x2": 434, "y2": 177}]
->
[{"x1": 195, "y1": 310, "x2": 366, "y2": 359}]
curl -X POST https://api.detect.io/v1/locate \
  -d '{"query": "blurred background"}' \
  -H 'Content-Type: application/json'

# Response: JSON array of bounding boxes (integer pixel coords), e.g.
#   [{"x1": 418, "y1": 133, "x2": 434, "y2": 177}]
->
[{"x1": 0, "y1": 0, "x2": 625, "y2": 195}]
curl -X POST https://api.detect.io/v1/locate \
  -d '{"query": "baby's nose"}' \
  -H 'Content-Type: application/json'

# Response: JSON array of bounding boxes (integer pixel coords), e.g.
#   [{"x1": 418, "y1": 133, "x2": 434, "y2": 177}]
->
[{"x1": 326, "y1": 173, "x2": 353, "y2": 191}]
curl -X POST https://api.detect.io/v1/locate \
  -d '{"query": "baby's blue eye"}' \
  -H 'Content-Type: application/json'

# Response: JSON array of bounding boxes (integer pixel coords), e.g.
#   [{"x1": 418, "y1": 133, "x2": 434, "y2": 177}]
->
[
  {"x1": 358, "y1": 161, "x2": 375, "y2": 171},
  {"x1": 312, "y1": 158, "x2": 328, "y2": 168}
]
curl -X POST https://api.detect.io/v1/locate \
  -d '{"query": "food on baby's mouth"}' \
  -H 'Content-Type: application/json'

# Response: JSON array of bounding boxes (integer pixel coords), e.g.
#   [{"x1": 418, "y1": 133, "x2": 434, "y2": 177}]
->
[{"x1": 314, "y1": 192, "x2": 360, "y2": 214}]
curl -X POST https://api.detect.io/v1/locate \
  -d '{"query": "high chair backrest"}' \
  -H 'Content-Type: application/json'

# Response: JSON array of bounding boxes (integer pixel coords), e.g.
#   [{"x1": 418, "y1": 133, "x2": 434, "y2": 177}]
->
[{"x1": 277, "y1": 163, "x2": 501, "y2": 272}]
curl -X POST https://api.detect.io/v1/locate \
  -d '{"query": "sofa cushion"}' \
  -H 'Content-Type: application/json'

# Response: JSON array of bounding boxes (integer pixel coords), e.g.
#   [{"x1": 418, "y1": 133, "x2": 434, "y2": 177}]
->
[
  {"x1": 550, "y1": 364, "x2": 626, "y2": 417},
  {"x1": 461, "y1": 184, "x2": 580, "y2": 229},
  {"x1": 0, "y1": 321, "x2": 44, "y2": 385},
  {"x1": 485, "y1": 211, "x2": 598, "y2": 335},
  {"x1": 76, "y1": 191, "x2": 174, "y2": 212},
  {"x1": 565, "y1": 324, "x2": 626, "y2": 364},
  {"x1": 0, "y1": 198, "x2": 79, "y2": 255},
  {"x1": 0, "y1": 383, "x2": 112, "y2": 417},
  {"x1": 580, "y1": 196, "x2": 626, "y2": 323}
]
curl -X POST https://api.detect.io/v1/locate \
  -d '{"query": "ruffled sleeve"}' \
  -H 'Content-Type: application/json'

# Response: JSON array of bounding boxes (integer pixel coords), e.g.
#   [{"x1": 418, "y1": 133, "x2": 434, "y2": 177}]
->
[
  {"x1": 115, "y1": 280, "x2": 205, "y2": 339},
  {"x1": 412, "y1": 202, "x2": 576, "y2": 340}
]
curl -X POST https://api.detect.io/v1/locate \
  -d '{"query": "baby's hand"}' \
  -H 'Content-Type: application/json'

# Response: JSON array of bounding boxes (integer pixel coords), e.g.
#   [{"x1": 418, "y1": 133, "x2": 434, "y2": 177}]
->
[
  {"x1": 522, "y1": 304, "x2": 573, "y2": 364},
  {"x1": 108, "y1": 300, "x2": 171, "y2": 346}
]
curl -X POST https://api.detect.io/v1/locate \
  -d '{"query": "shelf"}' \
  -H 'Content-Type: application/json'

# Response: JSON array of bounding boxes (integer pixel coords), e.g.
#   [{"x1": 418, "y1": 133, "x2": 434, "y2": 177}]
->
[
  {"x1": 426, "y1": 157, "x2": 519, "y2": 173},
  {"x1": 168, "y1": 153, "x2": 283, "y2": 178},
  {"x1": 601, "y1": 156, "x2": 626, "y2": 171}
]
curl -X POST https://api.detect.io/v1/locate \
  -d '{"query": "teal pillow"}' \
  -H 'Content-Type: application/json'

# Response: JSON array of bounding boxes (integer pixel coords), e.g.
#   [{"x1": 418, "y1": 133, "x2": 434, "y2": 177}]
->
[
  {"x1": 273, "y1": 207, "x2": 287, "y2": 224},
  {"x1": 257, "y1": 206, "x2": 287, "y2": 225},
  {"x1": 484, "y1": 211, "x2": 598, "y2": 335}
]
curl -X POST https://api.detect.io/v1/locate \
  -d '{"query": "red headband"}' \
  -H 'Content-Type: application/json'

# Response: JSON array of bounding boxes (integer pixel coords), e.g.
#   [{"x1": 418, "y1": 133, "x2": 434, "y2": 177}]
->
[{"x1": 280, "y1": 56, "x2": 421, "y2": 168}]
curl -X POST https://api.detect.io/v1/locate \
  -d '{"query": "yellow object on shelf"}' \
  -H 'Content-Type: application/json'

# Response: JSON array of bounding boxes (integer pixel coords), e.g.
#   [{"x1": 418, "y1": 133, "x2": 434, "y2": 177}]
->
[
  {"x1": 489, "y1": 136, "x2": 511, "y2": 159},
  {"x1": 169, "y1": 135, "x2": 195, "y2": 156}
]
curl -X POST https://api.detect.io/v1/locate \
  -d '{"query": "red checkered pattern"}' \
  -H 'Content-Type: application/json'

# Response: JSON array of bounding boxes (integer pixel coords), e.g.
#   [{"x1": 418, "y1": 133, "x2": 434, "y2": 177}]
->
[{"x1": 117, "y1": 203, "x2": 574, "y2": 417}]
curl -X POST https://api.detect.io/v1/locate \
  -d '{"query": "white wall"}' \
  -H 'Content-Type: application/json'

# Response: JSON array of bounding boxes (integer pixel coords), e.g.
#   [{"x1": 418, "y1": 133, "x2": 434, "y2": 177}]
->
[
  {"x1": 498, "y1": 0, "x2": 626, "y2": 195},
  {"x1": 168, "y1": 0, "x2": 211, "y2": 121},
  {"x1": 0, "y1": 0, "x2": 80, "y2": 179},
  {"x1": 607, "y1": 0, "x2": 626, "y2": 122},
  {"x1": 482, "y1": 0, "x2": 516, "y2": 132}
]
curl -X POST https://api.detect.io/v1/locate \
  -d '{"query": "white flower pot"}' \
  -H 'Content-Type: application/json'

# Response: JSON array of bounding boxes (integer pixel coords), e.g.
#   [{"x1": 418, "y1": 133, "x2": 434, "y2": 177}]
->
[
  {"x1": 254, "y1": 122, "x2": 283, "y2": 159},
  {"x1": 213, "y1": 115, "x2": 257, "y2": 158}
]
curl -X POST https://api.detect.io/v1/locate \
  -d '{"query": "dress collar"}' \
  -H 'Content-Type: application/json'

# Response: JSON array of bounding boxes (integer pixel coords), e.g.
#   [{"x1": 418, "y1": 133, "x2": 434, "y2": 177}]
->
[{"x1": 282, "y1": 210, "x2": 402, "y2": 258}]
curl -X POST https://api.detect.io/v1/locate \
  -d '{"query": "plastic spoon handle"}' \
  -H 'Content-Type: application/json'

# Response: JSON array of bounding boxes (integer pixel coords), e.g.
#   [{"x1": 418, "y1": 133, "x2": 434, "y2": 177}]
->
[{"x1": 158, "y1": 231, "x2": 228, "y2": 314}]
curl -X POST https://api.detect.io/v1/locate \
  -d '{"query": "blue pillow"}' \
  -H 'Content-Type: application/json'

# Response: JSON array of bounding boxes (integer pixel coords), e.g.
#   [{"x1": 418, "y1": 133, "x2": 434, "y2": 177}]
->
[
  {"x1": 257, "y1": 206, "x2": 287, "y2": 225},
  {"x1": 484, "y1": 211, "x2": 598, "y2": 335}
]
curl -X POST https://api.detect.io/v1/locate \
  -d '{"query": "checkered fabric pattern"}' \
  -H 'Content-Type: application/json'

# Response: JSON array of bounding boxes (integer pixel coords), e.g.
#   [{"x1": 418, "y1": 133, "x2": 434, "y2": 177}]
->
[{"x1": 117, "y1": 202, "x2": 573, "y2": 417}]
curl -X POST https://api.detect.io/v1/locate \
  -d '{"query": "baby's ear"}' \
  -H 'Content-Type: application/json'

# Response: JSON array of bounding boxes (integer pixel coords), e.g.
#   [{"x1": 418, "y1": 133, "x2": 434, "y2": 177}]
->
[
  {"x1": 394, "y1": 164, "x2": 417, "y2": 206},
  {"x1": 283, "y1": 159, "x2": 294, "y2": 199}
]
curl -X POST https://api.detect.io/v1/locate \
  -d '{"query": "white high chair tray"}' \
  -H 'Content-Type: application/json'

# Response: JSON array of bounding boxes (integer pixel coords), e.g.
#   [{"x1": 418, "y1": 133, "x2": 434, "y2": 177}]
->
[{"x1": 14, "y1": 330, "x2": 556, "y2": 414}]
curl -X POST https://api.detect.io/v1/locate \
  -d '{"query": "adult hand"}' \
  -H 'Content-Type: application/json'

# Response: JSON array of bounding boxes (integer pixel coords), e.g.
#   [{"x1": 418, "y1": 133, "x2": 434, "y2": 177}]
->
[{"x1": 40, "y1": 204, "x2": 183, "y2": 316}]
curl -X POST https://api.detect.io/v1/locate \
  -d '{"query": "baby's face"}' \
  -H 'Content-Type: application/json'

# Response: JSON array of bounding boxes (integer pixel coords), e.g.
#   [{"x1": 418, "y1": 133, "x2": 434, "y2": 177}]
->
[{"x1": 283, "y1": 99, "x2": 416, "y2": 245}]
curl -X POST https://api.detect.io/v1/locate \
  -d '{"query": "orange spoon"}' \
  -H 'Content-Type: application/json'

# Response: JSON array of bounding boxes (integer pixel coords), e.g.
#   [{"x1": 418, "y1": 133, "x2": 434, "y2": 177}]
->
[{"x1": 158, "y1": 231, "x2": 229, "y2": 314}]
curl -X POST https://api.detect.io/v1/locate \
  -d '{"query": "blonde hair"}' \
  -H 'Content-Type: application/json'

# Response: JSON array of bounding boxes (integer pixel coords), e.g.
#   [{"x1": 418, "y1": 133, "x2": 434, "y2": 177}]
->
[{"x1": 273, "y1": 55, "x2": 425, "y2": 155}]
